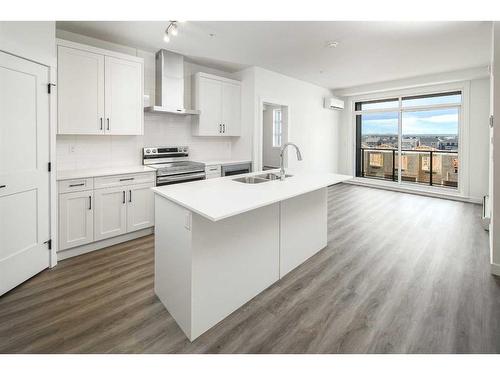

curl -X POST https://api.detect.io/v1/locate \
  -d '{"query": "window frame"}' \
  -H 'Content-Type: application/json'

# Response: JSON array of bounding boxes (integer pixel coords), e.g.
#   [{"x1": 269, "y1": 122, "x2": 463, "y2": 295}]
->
[
  {"x1": 354, "y1": 89, "x2": 463, "y2": 190},
  {"x1": 272, "y1": 108, "x2": 283, "y2": 148}
]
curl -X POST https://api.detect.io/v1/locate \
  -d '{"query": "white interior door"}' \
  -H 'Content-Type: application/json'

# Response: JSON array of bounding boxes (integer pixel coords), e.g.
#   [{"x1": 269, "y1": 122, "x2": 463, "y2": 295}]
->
[
  {"x1": 94, "y1": 187, "x2": 127, "y2": 241},
  {"x1": 104, "y1": 56, "x2": 143, "y2": 135},
  {"x1": 126, "y1": 183, "x2": 154, "y2": 232},
  {"x1": 199, "y1": 77, "x2": 222, "y2": 136},
  {"x1": 57, "y1": 46, "x2": 105, "y2": 134},
  {"x1": 222, "y1": 82, "x2": 241, "y2": 136},
  {"x1": 0, "y1": 51, "x2": 50, "y2": 296}
]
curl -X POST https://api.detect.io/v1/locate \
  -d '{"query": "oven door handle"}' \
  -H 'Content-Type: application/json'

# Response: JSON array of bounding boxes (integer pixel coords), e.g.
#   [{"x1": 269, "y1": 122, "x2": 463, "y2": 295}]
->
[{"x1": 157, "y1": 172, "x2": 206, "y2": 183}]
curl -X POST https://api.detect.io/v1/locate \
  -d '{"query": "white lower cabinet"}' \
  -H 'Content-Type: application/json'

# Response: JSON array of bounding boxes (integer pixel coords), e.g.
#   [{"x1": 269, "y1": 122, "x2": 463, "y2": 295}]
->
[
  {"x1": 94, "y1": 186, "x2": 128, "y2": 241},
  {"x1": 126, "y1": 183, "x2": 155, "y2": 232},
  {"x1": 58, "y1": 174, "x2": 155, "y2": 251},
  {"x1": 59, "y1": 190, "x2": 94, "y2": 251}
]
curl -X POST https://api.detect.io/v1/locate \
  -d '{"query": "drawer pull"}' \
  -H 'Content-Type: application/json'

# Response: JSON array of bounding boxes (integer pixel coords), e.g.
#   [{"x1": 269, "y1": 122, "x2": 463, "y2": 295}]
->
[
  {"x1": 69, "y1": 183, "x2": 85, "y2": 187},
  {"x1": 119, "y1": 178, "x2": 135, "y2": 182}
]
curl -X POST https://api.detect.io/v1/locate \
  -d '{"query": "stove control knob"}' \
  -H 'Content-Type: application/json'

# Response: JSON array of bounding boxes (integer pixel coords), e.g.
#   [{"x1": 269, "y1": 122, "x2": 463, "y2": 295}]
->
[
  {"x1": 145, "y1": 149, "x2": 151, "y2": 154},
  {"x1": 152, "y1": 149, "x2": 157, "y2": 153}
]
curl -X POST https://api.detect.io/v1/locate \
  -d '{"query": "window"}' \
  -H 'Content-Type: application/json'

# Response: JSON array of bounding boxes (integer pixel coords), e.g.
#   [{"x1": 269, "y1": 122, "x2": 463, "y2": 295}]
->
[
  {"x1": 272, "y1": 108, "x2": 282, "y2": 147},
  {"x1": 355, "y1": 91, "x2": 461, "y2": 189}
]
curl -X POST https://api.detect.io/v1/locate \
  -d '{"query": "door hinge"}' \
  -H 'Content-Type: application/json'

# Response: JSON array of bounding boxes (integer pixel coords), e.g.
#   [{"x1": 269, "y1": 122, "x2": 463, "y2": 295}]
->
[
  {"x1": 48, "y1": 162, "x2": 52, "y2": 172},
  {"x1": 44, "y1": 239, "x2": 52, "y2": 250},
  {"x1": 47, "y1": 83, "x2": 56, "y2": 94}
]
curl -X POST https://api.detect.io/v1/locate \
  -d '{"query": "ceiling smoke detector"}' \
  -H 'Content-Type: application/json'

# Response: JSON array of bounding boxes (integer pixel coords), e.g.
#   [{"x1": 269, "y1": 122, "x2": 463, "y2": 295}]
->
[{"x1": 326, "y1": 41, "x2": 339, "y2": 48}]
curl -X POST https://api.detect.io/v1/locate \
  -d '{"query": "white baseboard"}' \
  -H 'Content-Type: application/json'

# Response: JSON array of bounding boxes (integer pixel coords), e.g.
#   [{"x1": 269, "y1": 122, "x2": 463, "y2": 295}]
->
[
  {"x1": 491, "y1": 262, "x2": 500, "y2": 276},
  {"x1": 57, "y1": 227, "x2": 154, "y2": 261}
]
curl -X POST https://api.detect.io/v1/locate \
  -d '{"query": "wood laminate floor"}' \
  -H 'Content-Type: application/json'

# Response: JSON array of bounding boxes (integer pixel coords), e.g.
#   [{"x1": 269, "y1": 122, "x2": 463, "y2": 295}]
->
[{"x1": 1, "y1": 184, "x2": 499, "y2": 353}]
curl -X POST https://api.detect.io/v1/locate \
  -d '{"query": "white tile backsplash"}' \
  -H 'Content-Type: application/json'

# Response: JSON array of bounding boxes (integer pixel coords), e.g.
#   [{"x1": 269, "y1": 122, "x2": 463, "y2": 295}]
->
[{"x1": 56, "y1": 113, "x2": 232, "y2": 170}]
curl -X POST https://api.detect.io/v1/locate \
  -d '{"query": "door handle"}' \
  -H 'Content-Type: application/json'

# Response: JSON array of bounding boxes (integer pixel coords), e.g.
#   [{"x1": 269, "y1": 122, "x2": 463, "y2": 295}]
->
[
  {"x1": 89, "y1": 196, "x2": 92, "y2": 210},
  {"x1": 0, "y1": 185, "x2": 6, "y2": 189},
  {"x1": 129, "y1": 190, "x2": 132, "y2": 203},
  {"x1": 122, "y1": 190, "x2": 125, "y2": 204},
  {"x1": 100, "y1": 118, "x2": 103, "y2": 131},
  {"x1": 107, "y1": 118, "x2": 110, "y2": 131}
]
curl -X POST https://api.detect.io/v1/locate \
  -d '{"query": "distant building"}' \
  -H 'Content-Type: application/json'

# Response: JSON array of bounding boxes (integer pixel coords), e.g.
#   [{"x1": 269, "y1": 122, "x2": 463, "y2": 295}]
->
[
  {"x1": 418, "y1": 136, "x2": 441, "y2": 149},
  {"x1": 438, "y1": 136, "x2": 459, "y2": 150},
  {"x1": 402, "y1": 137, "x2": 419, "y2": 149}
]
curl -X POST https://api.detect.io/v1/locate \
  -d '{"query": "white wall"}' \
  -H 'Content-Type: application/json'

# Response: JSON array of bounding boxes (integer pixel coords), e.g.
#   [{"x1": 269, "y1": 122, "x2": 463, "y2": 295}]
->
[
  {"x1": 469, "y1": 78, "x2": 491, "y2": 200},
  {"x1": 233, "y1": 66, "x2": 340, "y2": 173},
  {"x1": 1, "y1": 21, "x2": 56, "y2": 67},
  {"x1": 335, "y1": 71, "x2": 490, "y2": 202},
  {"x1": 55, "y1": 30, "x2": 234, "y2": 170}
]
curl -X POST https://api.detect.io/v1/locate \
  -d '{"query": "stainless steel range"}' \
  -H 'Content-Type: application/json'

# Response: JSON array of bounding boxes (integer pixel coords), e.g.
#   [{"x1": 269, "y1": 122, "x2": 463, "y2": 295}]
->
[{"x1": 143, "y1": 146, "x2": 205, "y2": 186}]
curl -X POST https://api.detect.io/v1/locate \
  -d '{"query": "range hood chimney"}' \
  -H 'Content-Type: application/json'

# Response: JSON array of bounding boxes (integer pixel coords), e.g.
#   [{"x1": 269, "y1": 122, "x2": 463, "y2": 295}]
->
[{"x1": 145, "y1": 50, "x2": 200, "y2": 115}]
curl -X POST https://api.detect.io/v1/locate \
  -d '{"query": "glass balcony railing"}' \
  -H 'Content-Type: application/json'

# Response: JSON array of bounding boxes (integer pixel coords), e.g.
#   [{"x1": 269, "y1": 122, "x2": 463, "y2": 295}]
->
[{"x1": 360, "y1": 148, "x2": 458, "y2": 189}]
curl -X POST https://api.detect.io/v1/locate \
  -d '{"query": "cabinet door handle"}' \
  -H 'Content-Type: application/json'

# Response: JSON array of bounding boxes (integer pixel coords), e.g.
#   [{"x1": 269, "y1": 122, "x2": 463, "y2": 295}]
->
[
  {"x1": 0, "y1": 185, "x2": 6, "y2": 189},
  {"x1": 89, "y1": 196, "x2": 92, "y2": 210},
  {"x1": 107, "y1": 118, "x2": 110, "y2": 131},
  {"x1": 129, "y1": 190, "x2": 132, "y2": 203},
  {"x1": 122, "y1": 191, "x2": 125, "y2": 204},
  {"x1": 223, "y1": 124, "x2": 226, "y2": 133},
  {"x1": 100, "y1": 117, "x2": 103, "y2": 131},
  {"x1": 219, "y1": 124, "x2": 222, "y2": 133}
]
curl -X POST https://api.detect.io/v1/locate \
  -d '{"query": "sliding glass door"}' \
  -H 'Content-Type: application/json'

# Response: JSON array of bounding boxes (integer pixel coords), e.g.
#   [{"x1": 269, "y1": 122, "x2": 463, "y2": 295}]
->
[{"x1": 355, "y1": 91, "x2": 461, "y2": 189}]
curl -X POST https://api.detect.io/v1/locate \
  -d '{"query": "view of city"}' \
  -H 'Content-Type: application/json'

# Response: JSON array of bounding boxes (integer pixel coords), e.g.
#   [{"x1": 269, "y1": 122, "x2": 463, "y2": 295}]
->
[{"x1": 357, "y1": 106, "x2": 460, "y2": 188}]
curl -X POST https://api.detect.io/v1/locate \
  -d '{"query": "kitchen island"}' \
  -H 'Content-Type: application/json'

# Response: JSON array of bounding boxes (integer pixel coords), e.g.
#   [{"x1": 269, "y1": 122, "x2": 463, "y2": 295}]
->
[{"x1": 152, "y1": 171, "x2": 352, "y2": 341}]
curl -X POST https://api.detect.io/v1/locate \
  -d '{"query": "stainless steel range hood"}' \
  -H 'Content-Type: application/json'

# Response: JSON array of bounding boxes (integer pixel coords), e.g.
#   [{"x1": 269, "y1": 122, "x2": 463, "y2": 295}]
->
[{"x1": 144, "y1": 50, "x2": 200, "y2": 115}]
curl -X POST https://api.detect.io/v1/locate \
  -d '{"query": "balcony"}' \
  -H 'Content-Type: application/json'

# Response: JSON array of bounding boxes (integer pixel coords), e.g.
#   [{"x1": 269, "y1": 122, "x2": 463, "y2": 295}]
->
[{"x1": 360, "y1": 148, "x2": 458, "y2": 188}]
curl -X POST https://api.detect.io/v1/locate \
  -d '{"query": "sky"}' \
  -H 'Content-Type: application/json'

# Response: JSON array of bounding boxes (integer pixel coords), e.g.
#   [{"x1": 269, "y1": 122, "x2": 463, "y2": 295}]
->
[{"x1": 361, "y1": 108, "x2": 459, "y2": 135}]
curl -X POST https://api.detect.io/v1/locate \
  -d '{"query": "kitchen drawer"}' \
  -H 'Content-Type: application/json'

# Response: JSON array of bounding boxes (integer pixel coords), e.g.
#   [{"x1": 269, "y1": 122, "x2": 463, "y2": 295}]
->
[
  {"x1": 205, "y1": 164, "x2": 221, "y2": 174},
  {"x1": 58, "y1": 178, "x2": 94, "y2": 193},
  {"x1": 94, "y1": 172, "x2": 155, "y2": 189}
]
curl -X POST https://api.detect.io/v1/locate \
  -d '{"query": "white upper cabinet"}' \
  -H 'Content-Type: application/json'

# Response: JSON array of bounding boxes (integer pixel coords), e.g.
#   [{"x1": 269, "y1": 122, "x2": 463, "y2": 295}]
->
[
  {"x1": 58, "y1": 46, "x2": 105, "y2": 134},
  {"x1": 57, "y1": 40, "x2": 144, "y2": 135},
  {"x1": 222, "y1": 81, "x2": 242, "y2": 136},
  {"x1": 104, "y1": 56, "x2": 143, "y2": 135},
  {"x1": 192, "y1": 72, "x2": 241, "y2": 136}
]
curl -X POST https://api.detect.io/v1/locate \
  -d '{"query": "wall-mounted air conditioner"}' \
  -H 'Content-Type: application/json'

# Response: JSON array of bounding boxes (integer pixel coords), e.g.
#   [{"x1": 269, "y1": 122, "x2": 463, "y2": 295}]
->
[{"x1": 324, "y1": 97, "x2": 344, "y2": 110}]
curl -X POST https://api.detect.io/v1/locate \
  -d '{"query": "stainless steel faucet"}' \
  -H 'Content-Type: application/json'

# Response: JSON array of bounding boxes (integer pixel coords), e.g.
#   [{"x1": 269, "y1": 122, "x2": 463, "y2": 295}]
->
[{"x1": 279, "y1": 142, "x2": 302, "y2": 180}]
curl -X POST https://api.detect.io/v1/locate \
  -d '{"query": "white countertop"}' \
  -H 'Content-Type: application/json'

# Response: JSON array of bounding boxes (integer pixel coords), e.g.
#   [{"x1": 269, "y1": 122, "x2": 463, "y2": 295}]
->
[
  {"x1": 194, "y1": 159, "x2": 252, "y2": 166},
  {"x1": 57, "y1": 166, "x2": 155, "y2": 181},
  {"x1": 152, "y1": 170, "x2": 352, "y2": 221}
]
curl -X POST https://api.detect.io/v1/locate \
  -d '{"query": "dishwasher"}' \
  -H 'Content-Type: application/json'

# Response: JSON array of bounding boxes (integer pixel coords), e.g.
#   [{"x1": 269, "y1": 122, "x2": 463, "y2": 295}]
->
[{"x1": 221, "y1": 162, "x2": 252, "y2": 177}]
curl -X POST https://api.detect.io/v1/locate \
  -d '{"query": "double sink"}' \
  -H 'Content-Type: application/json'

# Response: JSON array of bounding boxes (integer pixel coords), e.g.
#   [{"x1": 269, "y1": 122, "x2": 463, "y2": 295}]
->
[{"x1": 233, "y1": 173, "x2": 292, "y2": 184}]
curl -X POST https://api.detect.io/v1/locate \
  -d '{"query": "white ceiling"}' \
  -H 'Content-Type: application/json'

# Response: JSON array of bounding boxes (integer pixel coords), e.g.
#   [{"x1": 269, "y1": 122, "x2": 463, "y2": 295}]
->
[{"x1": 56, "y1": 21, "x2": 492, "y2": 90}]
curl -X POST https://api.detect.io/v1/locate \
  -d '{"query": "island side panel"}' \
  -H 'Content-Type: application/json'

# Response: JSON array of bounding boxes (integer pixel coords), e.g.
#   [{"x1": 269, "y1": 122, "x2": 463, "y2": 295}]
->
[
  {"x1": 280, "y1": 187, "x2": 328, "y2": 277},
  {"x1": 154, "y1": 195, "x2": 193, "y2": 339},
  {"x1": 190, "y1": 203, "x2": 280, "y2": 340}
]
